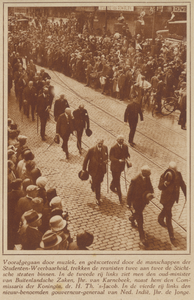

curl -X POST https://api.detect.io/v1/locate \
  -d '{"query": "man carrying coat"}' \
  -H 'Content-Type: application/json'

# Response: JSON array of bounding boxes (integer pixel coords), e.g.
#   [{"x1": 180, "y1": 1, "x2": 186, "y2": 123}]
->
[
  {"x1": 109, "y1": 135, "x2": 131, "y2": 203},
  {"x1": 158, "y1": 161, "x2": 186, "y2": 242},
  {"x1": 127, "y1": 165, "x2": 154, "y2": 246},
  {"x1": 124, "y1": 98, "x2": 143, "y2": 147},
  {"x1": 82, "y1": 139, "x2": 108, "y2": 205},
  {"x1": 56, "y1": 108, "x2": 74, "y2": 159}
]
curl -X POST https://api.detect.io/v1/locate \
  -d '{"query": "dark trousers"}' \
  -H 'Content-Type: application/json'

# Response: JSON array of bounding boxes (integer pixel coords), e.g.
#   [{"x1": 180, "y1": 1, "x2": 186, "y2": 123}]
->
[
  {"x1": 158, "y1": 204, "x2": 174, "y2": 238},
  {"x1": 76, "y1": 128, "x2": 84, "y2": 150},
  {"x1": 26, "y1": 102, "x2": 35, "y2": 120},
  {"x1": 91, "y1": 167, "x2": 104, "y2": 200},
  {"x1": 111, "y1": 171, "x2": 122, "y2": 198},
  {"x1": 40, "y1": 116, "x2": 47, "y2": 138},
  {"x1": 62, "y1": 131, "x2": 71, "y2": 155},
  {"x1": 129, "y1": 123, "x2": 137, "y2": 143},
  {"x1": 131, "y1": 206, "x2": 145, "y2": 240},
  {"x1": 179, "y1": 109, "x2": 186, "y2": 127}
]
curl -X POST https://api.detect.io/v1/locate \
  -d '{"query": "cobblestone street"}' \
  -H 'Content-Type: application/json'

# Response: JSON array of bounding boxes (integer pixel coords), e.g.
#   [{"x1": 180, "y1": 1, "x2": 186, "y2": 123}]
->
[{"x1": 8, "y1": 66, "x2": 187, "y2": 251}]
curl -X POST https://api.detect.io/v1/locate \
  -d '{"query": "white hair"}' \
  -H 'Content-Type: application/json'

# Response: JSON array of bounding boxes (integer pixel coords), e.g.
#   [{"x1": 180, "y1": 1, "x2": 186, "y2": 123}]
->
[{"x1": 169, "y1": 161, "x2": 177, "y2": 171}]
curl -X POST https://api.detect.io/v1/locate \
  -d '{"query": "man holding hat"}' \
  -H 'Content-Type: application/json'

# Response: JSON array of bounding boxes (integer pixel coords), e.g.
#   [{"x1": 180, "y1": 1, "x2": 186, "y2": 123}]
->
[
  {"x1": 82, "y1": 139, "x2": 108, "y2": 205},
  {"x1": 109, "y1": 135, "x2": 131, "y2": 203},
  {"x1": 124, "y1": 98, "x2": 143, "y2": 146},
  {"x1": 127, "y1": 165, "x2": 154, "y2": 246},
  {"x1": 73, "y1": 104, "x2": 90, "y2": 154},
  {"x1": 158, "y1": 161, "x2": 186, "y2": 241}
]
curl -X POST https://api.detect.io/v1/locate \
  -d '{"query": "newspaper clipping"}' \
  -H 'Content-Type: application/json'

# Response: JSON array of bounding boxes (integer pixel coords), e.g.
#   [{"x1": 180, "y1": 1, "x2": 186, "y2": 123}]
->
[{"x1": 1, "y1": 0, "x2": 193, "y2": 299}]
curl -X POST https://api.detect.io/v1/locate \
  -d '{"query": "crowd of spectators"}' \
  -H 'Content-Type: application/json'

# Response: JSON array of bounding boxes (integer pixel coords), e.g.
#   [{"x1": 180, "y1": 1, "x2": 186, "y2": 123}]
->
[
  {"x1": 7, "y1": 117, "x2": 94, "y2": 250},
  {"x1": 8, "y1": 12, "x2": 186, "y2": 104},
  {"x1": 7, "y1": 12, "x2": 188, "y2": 250}
]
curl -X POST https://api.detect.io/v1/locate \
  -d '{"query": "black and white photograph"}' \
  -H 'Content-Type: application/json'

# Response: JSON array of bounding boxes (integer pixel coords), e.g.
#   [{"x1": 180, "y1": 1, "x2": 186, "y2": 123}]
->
[{"x1": 4, "y1": 2, "x2": 189, "y2": 253}]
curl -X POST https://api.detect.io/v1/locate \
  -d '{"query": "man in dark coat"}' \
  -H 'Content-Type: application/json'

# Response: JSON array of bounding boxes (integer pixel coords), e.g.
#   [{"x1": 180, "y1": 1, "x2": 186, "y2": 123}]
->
[
  {"x1": 124, "y1": 99, "x2": 143, "y2": 146},
  {"x1": 54, "y1": 94, "x2": 69, "y2": 122},
  {"x1": 23, "y1": 81, "x2": 37, "y2": 121},
  {"x1": 109, "y1": 135, "x2": 131, "y2": 203},
  {"x1": 37, "y1": 87, "x2": 51, "y2": 141},
  {"x1": 56, "y1": 108, "x2": 74, "y2": 159},
  {"x1": 127, "y1": 165, "x2": 154, "y2": 246},
  {"x1": 82, "y1": 139, "x2": 108, "y2": 205},
  {"x1": 73, "y1": 104, "x2": 90, "y2": 153},
  {"x1": 158, "y1": 161, "x2": 186, "y2": 241}
]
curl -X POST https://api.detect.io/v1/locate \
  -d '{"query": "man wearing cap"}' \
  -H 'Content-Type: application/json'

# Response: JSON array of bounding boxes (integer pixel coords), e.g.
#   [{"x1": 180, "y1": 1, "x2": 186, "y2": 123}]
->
[
  {"x1": 110, "y1": 135, "x2": 131, "y2": 203},
  {"x1": 54, "y1": 94, "x2": 69, "y2": 122},
  {"x1": 37, "y1": 87, "x2": 51, "y2": 141},
  {"x1": 158, "y1": 162, "x2": 186, "y2": 241},
  {"x1": 56, "y1": 108, "x2": 74, "y2": 159},
  {"x1": 127, "y1": 165, "x2": 154, "y2": 246},
  {"x1": 73, "y1": 104, "x2": 90, "y2": 154},
  {"x1": 22, "y1": 209, "x2": 43, "y2": 250},
  {"x1": 82, "y1": 139, "x2": 108, "y2": 205},
  {"x1": 124, "y1": 98, "x2": 143, "y2": 146}
]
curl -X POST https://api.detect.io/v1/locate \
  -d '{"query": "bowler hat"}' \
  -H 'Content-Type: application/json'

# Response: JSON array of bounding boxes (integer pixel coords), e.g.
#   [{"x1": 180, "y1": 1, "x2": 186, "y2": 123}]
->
[
  {"x1": 85, "y1": 128, "x2": 92, "y2": 137},
  {"x1": 50, "y1": 215, "x2": 67, "y2": 232},
  {"x1": 78, "y1": 170, "x2": 89, "y2": 181}
]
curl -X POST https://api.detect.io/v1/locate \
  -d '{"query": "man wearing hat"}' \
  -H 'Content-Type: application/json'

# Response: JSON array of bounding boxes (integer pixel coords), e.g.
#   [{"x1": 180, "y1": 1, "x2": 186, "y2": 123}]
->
[
  {"x1": 22, "y1": 209, "x2": 43, "y2": 250},
  {"x1": 56, "y1": 107, "x2": 74, "y2": 159},
  {"x1": 127, "y1": 165, "x2": 154, "y2": 246},
  {"x1": 39, "y1": 230, "x2": 62, "y2": 250},
  {"x1": 49, "y1": 216, "x2": 69, "y2": 249},
  {"x1": 124, "y1": 98, "x2": 143, "y2": 146},
  {"x1": 15, "y1": 185, "x2": 40, "y2": 228},
  {"x1": 158, "y1": 162, "x2": 186, "y2": 242},
  {"x1": 109, "y1": 135, "x2": 131, "y2": 203},
  {"x1": 73, "y1": 104, "x2": 90, "y2": 154},
  {"x1": 37, "y1": 87, "x2": 51, "y2": 141},
  {"x1": 82, "y1": 139, "x2": 108, "y2": 205},
  {"x1": 54, "y1": 94, "x2": 69, "y2": 122}
]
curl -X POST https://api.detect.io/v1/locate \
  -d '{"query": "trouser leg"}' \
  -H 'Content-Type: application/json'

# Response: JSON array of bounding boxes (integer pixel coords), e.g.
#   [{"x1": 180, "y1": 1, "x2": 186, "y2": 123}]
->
[
  {"x1": 135, "y1": 210, "x2": 145, "y2": 240},
  {"x1": 165, "y1": 206, "x2": 174, "y2": 238},
  {"x1": 40, "y1": 117, "x2": 47, "y2": 138},
  {"x1": 76, "y1": 128, "x2": 83, "y2": 150},
  {"x1": 129, "y1": 123, "x2": 137, "y2": 143},
  {"x1": 31, "y1": 104, "x2": 35, "y2": 120}
]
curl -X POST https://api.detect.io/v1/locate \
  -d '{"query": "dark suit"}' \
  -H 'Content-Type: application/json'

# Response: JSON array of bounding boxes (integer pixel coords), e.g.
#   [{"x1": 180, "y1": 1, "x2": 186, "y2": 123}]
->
[
  {"x1": 158, "y1": 168, "x2": 186, "y2": 238},
  {"x1": 83, "y1": 145, "x2": 108, "y2": 200},
  {"x1": 127, "y1": 174, "x2": 154, "y2": 240},
  {"x1": 56, "y1": 113, "x2": 74, "y2": 156},
  {"x1": 37, "y1": 93, "x2": 50, "y2": 138},
  {"x1": 22, "y1": 226, "x2": 43, "y2": 250},
  {"x1": 73, "y1": 108, "x2": 90, "y2": 150},
  {"x1": 54, "y1": 98, "x2": 69, "y2": 122},
  {"x1": 23, "y1": 86, "x2": 37, "y2": 120},
  {"x1": 110, "y1": 143, "x2": 130, "y2": 200},
  {"x1": 124, "y1": 101, "x2": 143, "y2": 143}
]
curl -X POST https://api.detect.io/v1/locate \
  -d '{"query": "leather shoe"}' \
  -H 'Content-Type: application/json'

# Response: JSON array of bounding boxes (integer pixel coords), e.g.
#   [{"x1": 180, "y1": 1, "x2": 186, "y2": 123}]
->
[
  {"x1": 110, "y1": 186, "x2": 117, "y2": 193},
  {"x1": 140, "y1": 238, "x2": 148, "y2": 247},
  {"x1": 158, "y1": 219, "x2": 167, "y2": 227}
]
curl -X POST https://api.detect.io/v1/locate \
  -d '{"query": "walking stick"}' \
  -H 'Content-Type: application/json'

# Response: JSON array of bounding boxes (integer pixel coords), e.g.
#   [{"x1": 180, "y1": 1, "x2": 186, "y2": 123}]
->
[
  {"x1": 107, "y1": 163, "x2": 109, "y2": 193},
  {"x1": 21, "y1": 104, "x2": 23, "y2": 122},
  {"x1": 124, "y1": 163, "x2": 127, "y2": 192},
  {"x1": 178, "y1": 198, "x2": 187, "y2": 220},
  {"x1": 37, "y1": 114, "x2": 39, "y2": 135}
]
